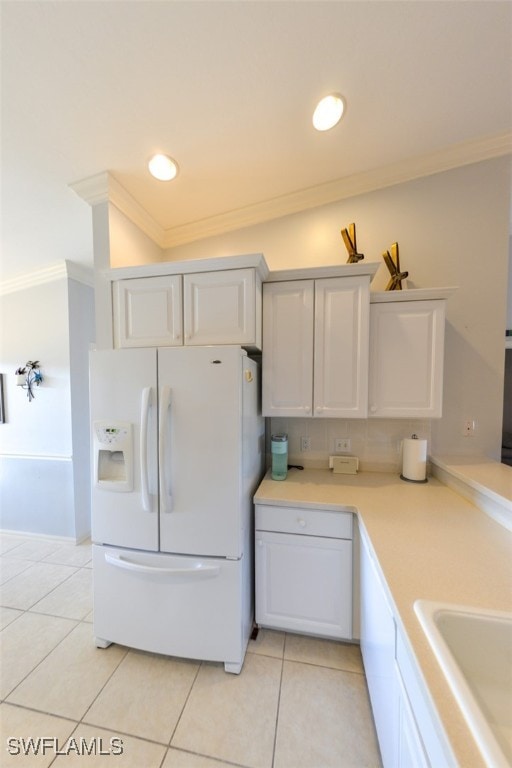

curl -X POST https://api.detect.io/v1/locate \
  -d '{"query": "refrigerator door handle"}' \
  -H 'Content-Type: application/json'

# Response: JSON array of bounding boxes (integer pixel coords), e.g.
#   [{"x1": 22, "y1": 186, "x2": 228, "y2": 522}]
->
[
  {"x1": 159, "y1": 385, "x2": 173, "y2": 512},
  {"x1": 140, "y1": 386, "x2": 153, "y2": 513},
  {"x1": 105, "y1": 552, "x2": 220, "y2": 579}
]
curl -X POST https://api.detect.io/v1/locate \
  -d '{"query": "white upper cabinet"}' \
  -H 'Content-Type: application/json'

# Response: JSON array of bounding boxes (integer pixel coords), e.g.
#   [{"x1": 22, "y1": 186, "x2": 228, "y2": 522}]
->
[
  {"x1": 111, "y1": 256, "x2": 267, "y2": 351},
  {"x1": 114, "y1": 275, "x2": 183, "y2": 348},
  {"x1": 263, "y1": 272, "x2": 372, "y2": 418},
  {"x1": 183, "y1": 268, "x2": 260, "y2": 347},
  {"x1": 314, "y1": 276, "x2": 370, "y2": 418},
  {"x1": 262, "y1": 280, "x2": 314, "y2": 417},
  {"x1": 368, "y1": 292, "x2": 452, "y2": 418}
]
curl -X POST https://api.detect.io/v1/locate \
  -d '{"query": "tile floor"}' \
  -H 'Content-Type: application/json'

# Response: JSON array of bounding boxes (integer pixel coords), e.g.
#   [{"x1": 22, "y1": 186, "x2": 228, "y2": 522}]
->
[{"x1": 0, "y1": 533, "x2": 382, "y2": 768}]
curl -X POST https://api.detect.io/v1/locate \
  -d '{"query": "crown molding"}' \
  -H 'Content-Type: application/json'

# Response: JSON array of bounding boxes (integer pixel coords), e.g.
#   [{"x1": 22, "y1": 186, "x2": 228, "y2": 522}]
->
[
  {"x1": 0, "y1": 260, "x2": 93, "y2": 296},
  {"x1": 161, "y1": 131, "x2": 512, "y2": 248},
  {"x1": 65, "y1": 260, "x2": 95, "y2": 287},
  {"x1": 70, "y1": 171, "x2": 166, "y2": 245},
  {"x1": 69, "y1": 171, "x2": 110, "y2": 205},
  {"x1": 108, "y1": 175, "x2": 165, "y2": 245},
  {"x1": 70, "y1": 131, "x2": 512, "y2": 252}
]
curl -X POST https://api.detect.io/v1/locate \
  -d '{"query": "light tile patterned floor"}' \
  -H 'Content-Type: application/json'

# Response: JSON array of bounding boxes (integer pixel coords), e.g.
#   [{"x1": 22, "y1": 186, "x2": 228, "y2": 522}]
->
[{"x1": 0, "y1": 533, "x2": 382, "y2": 768}]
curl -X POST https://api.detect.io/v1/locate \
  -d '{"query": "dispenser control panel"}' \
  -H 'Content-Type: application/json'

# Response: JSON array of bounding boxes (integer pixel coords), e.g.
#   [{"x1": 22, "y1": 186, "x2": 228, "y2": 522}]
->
[
  {"x1": 95, "y1": 424, "x2": 130, "y2": 447},
  {"x1": 93, "y1": 420, "x2": 133, "y2": 492}
]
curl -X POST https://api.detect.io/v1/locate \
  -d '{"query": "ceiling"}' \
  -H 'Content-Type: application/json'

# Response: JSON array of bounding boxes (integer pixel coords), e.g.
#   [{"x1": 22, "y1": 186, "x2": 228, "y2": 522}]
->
[{"x1": 1, "y1": 1, "x2": 511, "y2": 283}]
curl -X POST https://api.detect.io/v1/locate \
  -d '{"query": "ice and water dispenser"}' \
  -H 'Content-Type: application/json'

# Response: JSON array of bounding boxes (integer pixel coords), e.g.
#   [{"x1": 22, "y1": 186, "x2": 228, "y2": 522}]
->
[{"x1": 93, "y1": 421, "x2": 133, "y2": 492}]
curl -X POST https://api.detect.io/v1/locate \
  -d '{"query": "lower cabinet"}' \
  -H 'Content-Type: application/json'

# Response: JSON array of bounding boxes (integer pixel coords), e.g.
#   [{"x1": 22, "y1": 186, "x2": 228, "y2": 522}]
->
[
  {"x1": 360, "y1": 525, "x2": 399, "y2": 767},
  {"x1": 255, "y1": 504, "x2": 353, "y2": 639},
  {"x1": 396, "y1": 664, "x2": 430, "y2": 768},
  {"x1": 359, "y1": 526, "x2": 455, "y2": 768}
]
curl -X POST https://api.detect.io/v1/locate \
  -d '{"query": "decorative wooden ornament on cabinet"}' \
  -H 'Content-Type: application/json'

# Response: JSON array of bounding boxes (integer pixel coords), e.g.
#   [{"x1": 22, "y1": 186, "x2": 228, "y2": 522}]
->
[
  {"x1": 383, "y1": 242, "x2": 409, "y2": 290},
  {"x1": 341, "y1": 222, "x2": 365, "y2": 263}
]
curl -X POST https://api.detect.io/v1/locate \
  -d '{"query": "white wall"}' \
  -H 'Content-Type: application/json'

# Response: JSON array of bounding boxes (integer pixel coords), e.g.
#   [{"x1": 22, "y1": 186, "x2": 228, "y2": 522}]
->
[
  {"x1": 0, "y1": 269, "x2": 95, "y2": 539},
  {"x1": 109, "y1": 203, "x2": 162, "y2": 268},
  {"x1": 69, "y1": 278, "x2": 95, "y2": 541},
  {"x1": 156, "y1": 158, "x2": 510, "y2": 461},
  {"x1": 1, "y1": 279, "x2": 73, "y2": 456}
]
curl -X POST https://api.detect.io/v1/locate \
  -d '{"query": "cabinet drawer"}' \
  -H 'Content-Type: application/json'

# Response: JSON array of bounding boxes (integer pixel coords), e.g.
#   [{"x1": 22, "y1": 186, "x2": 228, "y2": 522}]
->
[{"x1": 255, "y1": 504, "x2": 352, "y2": 539}]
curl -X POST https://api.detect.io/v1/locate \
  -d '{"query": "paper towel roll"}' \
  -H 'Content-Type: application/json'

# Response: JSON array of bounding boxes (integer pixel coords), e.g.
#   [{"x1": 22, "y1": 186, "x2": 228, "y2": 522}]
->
[{"x1": 401, "y1": 436, "x2": 427, "y2": 483}]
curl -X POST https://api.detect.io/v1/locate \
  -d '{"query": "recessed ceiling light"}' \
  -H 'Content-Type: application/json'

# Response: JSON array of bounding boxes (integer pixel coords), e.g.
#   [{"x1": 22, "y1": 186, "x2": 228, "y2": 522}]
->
[
  {"x1": 148, "y1": 154, "x2": 179, "y2": 181},
  {"x1": 312, "y1": 94, "x2": 345, "y2": 131}
]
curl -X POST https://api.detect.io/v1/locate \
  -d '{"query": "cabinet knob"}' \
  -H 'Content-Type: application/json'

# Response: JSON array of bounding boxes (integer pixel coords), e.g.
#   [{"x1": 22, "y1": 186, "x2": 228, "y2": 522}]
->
[
  {"x1": 370, "y1": 405, "x2": 377, "y2": 413},
  {"x1": 305, "y1": 406, "x2": 311, "y2": 414},
  {"x1": 298, "y1": 518, "x2": 306, "y2": 528},
  {"x1": 316, "y1": 406, "x2": 322, "y2": 413}
]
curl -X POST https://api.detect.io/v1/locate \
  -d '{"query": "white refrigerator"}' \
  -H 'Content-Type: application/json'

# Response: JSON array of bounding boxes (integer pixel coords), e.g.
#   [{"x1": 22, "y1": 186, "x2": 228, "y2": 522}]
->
[{"x1": 89, "y1": 346, "x2": 264, "y2": 673}]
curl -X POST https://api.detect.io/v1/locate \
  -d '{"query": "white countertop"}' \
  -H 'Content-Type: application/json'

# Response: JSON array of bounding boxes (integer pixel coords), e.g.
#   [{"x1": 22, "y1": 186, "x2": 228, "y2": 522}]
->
[
  {"x1": 254, "y1": 468, "x2": 512, "y2": 768},
  {"x1": 430, "y1": 455, "x2": 512, "y2": 533}
]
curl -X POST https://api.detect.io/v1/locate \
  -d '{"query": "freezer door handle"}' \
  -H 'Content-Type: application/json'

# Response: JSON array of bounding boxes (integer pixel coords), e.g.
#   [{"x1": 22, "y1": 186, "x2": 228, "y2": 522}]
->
[
  {"x1": 159, "y1": 385, "x2": 173, "y2": 512},
  {"x1": 140, "y1": 386, "x2": 153, "y2": 512},
  {"x1": 104, "y1": 552, "x2": 220, "y2": 579}
]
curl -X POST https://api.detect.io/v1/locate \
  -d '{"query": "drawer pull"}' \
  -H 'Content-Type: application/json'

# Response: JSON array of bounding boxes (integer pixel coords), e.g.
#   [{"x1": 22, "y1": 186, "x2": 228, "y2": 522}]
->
[{"x1": 298, "y1": 518, "x2": 306, "y2": 528}]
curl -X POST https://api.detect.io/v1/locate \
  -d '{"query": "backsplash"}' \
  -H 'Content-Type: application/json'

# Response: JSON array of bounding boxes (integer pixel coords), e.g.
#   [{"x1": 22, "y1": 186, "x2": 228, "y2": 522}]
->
[{"x1": 268, "y1": 417, "x2": 432, "y2": 473}]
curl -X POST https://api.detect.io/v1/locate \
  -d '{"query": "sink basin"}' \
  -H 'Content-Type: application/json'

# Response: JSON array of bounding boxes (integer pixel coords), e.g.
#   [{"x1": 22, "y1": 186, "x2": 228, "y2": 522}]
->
[{"x1": 414, "y1": 600, "x2": 512, "y2": 767}]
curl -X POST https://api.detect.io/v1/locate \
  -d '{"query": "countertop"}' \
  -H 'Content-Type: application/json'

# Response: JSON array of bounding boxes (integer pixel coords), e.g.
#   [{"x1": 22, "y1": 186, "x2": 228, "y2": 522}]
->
[
  {"x1": 254, "y1": 468, "x2": 512, "y2": 768},
  {"x1": 431, "y1": 455, "x2": 512, "y2": 532},
  {"x1": 431, "y1": 455, "x2": 512, "y2": 503}
]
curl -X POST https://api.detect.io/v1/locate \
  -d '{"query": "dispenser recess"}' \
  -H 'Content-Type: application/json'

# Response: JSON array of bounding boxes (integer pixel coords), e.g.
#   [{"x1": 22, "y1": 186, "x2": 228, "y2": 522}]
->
[{"x1": 93, "y1": 421, "x2": 133, "y2": 492}]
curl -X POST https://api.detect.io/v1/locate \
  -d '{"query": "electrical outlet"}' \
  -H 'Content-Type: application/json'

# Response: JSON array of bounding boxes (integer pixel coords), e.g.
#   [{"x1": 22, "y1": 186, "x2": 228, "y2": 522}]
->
[
  {"x1": 463, "y1": 419, "x2": 476, "y2": 436},
  {"x1": 335, "y1": 438, "x2": 351, "y2": 452},
  {"x1": 301, "y1": 436, "x2": 311, "y2": 452}
]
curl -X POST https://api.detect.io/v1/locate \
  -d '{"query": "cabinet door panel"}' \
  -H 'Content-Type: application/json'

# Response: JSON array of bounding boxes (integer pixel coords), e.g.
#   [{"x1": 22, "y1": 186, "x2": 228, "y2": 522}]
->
[
  {"x1": 369, "y1": 300, "x2": 445, "y2": 418},
  {"x1": 262, "y1": 281, "x2": 314, "y2": 417},
  {"x1": 314, "y1": 277, "x2": 369, "y2": 418},
  {"x1": 396, "y1": 668, "x2": 430, "y2": 768},
  {"x1": 255, "y1": 530, "x2": 352, "y2": 638},
  {"x1": 114, "y1": 276, "x2": 183, "y2": 348},
  {"x1": 360, "y1": 530, "x2": 398, "y2": 768},
  {"x1": 183, "y1": 269, "x2": 257, "y2": 346}
]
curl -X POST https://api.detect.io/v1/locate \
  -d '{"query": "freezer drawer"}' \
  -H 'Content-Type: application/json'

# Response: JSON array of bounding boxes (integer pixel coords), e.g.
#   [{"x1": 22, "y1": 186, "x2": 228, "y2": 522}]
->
[
  {"x1": 255, "y1": 531, "x2": 353, "y2": 639},
  {"x1": 93, "y1": 545, "x2": 246, "y2": 671}
]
